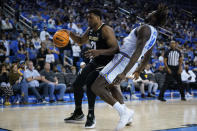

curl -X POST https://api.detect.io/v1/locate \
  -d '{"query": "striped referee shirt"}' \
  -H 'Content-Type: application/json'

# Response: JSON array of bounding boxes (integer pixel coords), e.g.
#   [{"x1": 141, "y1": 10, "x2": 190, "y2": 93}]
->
[{"x1": 164, "y1": 49, "x2": 181, "y2": 66}]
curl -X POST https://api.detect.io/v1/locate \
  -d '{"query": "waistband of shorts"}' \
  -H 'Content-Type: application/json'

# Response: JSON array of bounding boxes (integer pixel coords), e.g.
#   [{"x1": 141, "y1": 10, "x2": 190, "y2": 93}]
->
[{"x1": 119, "y1": 51, "x2": 130, "y2": 58}]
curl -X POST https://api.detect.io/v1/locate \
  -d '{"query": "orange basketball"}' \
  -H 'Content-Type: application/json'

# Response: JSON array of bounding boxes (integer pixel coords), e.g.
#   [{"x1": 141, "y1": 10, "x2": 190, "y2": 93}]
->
[{"x1": 53, "y1": 30, "x2": 69, "y2": 47}]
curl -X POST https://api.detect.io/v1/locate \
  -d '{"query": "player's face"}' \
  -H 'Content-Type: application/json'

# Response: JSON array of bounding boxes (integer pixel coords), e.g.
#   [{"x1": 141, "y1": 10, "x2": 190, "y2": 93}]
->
[{"x1": 87, "y1": 13, "x2": 99, "y2": 28}]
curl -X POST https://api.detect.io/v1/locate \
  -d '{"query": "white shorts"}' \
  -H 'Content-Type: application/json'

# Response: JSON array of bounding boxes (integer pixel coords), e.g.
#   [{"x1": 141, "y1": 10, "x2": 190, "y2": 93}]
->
[{"x1": 100, "y1": 53, "x2": 139, "y2": 84}]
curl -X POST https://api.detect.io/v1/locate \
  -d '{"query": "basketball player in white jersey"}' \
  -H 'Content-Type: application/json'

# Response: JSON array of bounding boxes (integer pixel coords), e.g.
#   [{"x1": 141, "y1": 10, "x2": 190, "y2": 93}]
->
[{"x1": 87, "y1": 4, "x2": 168, "y2": 131}]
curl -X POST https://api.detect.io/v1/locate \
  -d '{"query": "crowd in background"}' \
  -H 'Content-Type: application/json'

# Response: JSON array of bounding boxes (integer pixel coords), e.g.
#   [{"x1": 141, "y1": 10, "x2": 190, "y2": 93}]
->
[{"x1": 0, "y1": 0, "x2": 197, "y2": 106}]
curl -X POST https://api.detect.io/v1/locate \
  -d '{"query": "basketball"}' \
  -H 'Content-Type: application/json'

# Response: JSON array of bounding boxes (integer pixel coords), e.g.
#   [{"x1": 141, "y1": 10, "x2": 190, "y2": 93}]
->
[{"x1": 53, "y1": 30, "x2": 69, "y2": 47}]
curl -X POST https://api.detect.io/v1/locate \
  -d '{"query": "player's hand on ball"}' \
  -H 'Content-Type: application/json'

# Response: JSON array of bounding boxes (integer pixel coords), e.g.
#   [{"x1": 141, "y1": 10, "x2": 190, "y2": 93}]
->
[
  {"x1": 133, "y1": 71, "x2": 140, "y2": 80},
  {"x1": 112, "y1": 73, "x2": 125, "y2": 85},
  {"x1": 85, "y1": 49, "x2": 100, "y2": 58}
]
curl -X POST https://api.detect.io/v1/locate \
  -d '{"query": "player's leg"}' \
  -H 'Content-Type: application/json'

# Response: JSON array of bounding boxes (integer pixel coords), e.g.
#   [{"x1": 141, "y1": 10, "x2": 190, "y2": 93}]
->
[
  {"x1": 91, "y1": 76, "x2": 116, "y2": 105},
  {"x1": 85, "y1": 70, "x2": 99, "y2": 128},
  {"x1": 91, "y1": 76, "x2": 134, "y2": 130},
  {"x1": 108, "y1": 85, "x2": 124, "y2": 104},
  {"x1": 64, "y1": 63, "x2": 95, "y2": 122},
  {"x1": 109, "y1": 84, "x2": 134, "y2": 126}
]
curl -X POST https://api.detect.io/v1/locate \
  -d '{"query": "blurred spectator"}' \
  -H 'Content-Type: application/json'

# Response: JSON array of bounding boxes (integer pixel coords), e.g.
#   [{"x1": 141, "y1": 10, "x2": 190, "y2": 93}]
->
[
  {"x1": 24, "y1": 61, "x2": 47, "y2": 103},
  {"x1": 63, "y1": 66, "x2": 77, "y2": 92},
  {"x1": 144, "y1": 64, "x2": 158, "y2": 97},
  {"x1": 0, "y1": 64, "x2": 13, "y2": 106},
  {"x1": 48, "y1": 16, "x2": 56, "y2": 27},
  {"x1": 120, "y1": 77, "x2": 138, "y2": 100},
  {"x1": 0, "y1": 41, "x2": 7, "y2": 63},
  {"x1": 139, "y1": 70, "x2": 157, "y2": 98},
  {"x1": 17, "y1": 40, "x2": 27, "y2": 61},
  {"x1": 40, "y1": 26, "x2": 52, "y2": 42},
  {"x1": 31, "y1": 33, "x2": 41, "y2": 50},
  {"x1": 47, "y1": 43, "x2": 60, "y2": 64},
  {"x1": 54, "y1": 65, "x2": 66, "y2": 84},
  {"x1": 27, "y1": 43, "x2": 37, "y2": 65},
  {"x1": 44, "y1": 35, "x2": 53, "y2": 48},
  {"x1": 181, "y1": 64, "x2": 196, "y2": 97},
  {"x1": 1, "y1": 18, "x2": 13, "y2": 31},
  {"x1": 48, "y1": 21, "x2": 56, "y2": 29},
  {"x1": 18, "y1": 33, "x2": 25, "y2": 43},
  {"x1": 13, "y1": 19, "x2": 23, "y2": 33},
  {"x1": 76, "y1": 23, "x2": 83, "y2": 35},
  {"x1": 154, "y1": 66, "x2": 166, "y2": 89},
  {"x1": 133, "y1": 77, "x2": 146, "y2": 98},
  {"x1": 72, "y1": 43, "x2": 81, "y2": 67},
  {"x1": 9, "y1": 64, "x2": 28, "y2": 104},
  {"x1": 67, "y1": 18, "x2": 78, "y2": 33},
  {"x1": 37, "y1": 43, "x2": 47, "y2": 70},
  {"x1": 1, "y1": 35, "x2": 10, "y2": 59},
  {"x1": 40, "y1": 62, "x2": 66, "y2": 103},
  {"x1": 158, "y1": 50, "x2": 165, "y2": 63}
]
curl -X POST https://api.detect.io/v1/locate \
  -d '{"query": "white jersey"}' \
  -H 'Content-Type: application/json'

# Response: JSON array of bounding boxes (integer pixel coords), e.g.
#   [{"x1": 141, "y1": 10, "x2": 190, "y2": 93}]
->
[
  {"x1": 120, "y1": 25, "x2": 157, "y2": 60},
  {"x1": 100, "y1": 25, "x2": 158, "y2": 84}
]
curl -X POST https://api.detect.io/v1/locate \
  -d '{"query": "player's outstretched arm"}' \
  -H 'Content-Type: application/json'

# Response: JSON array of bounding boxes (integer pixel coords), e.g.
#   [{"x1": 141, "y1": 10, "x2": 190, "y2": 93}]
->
[{"x1": 61, "y1": 28, "x2": 90, "y2": 46}]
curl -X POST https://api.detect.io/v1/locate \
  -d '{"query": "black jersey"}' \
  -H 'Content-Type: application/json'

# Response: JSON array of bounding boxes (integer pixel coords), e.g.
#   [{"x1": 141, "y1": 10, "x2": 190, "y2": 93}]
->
[{"x1": 88, "y1": 24, "x2": 114, "y2": 67}]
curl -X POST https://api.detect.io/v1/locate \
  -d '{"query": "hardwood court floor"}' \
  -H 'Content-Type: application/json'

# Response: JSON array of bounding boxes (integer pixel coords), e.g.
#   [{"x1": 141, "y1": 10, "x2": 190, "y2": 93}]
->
[{"x1": 0, "y1": 98, "x2": 197, "y2": 131}]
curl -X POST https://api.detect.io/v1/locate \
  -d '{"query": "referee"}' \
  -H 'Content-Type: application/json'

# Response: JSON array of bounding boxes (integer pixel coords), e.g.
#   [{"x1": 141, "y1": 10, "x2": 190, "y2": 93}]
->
[{"x1": 158, "y1": 41, "x2": 186, "y2": 101}]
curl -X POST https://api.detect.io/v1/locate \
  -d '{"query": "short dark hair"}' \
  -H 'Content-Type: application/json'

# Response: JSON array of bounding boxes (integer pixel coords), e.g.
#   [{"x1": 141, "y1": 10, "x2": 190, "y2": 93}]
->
[
  {"x1": 88, "y1": 8, "x2": 102, "y2": 19},
  {"x1": 155, "y1": 4, "x2": 168, "y2": 26}
]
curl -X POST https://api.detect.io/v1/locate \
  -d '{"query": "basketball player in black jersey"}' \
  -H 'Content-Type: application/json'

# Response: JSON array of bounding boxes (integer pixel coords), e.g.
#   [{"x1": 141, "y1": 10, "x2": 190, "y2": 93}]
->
[{"x1": 63, "y1": 9, "x2": 120, "y2": 128}]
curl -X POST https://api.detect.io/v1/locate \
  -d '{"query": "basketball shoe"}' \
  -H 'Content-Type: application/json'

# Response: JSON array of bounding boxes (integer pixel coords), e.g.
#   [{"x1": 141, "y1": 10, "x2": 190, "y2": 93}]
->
[
  {"x1": 115, "y1": 105, "x2": 134, "y2": 130},
  {"x1": 64, "y1": 110, "x2": 85, "y2": 123},
  {"x1": 85, "y1": 113, "x2": 96, "y2": 128}
]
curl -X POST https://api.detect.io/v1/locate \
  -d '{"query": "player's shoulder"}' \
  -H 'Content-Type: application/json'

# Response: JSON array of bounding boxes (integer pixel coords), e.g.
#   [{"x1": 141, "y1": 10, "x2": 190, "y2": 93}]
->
[
  {"x1": 137, "y1": 24, "x2": 151, "y2": 38},
  {"x1": 101, "y1": 24, "x2": 115, "y2": 38},
  {"x1": 102, "y1": 24, "x2": 114, "y2": 32}
]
